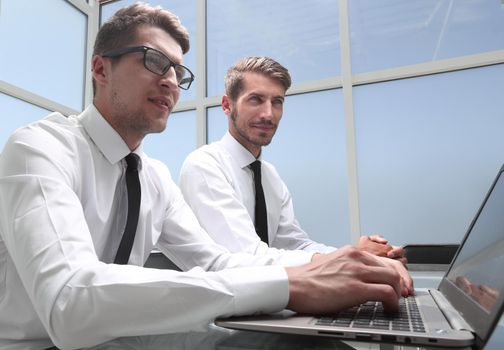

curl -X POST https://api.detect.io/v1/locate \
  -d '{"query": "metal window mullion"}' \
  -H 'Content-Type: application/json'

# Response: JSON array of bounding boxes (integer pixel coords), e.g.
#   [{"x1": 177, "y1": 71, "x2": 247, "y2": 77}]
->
[
  {"x1": 353, "y1": 50, "x2": 504, "y2": 86},
  {"x1": 0, "y1": 80, "x2": 80, "y2": 116},
  {"x1": 84, "y1": 0, "x2": 100, "y2": 107},
  {"x1": 339, "y1": 0, "x2": 361, "y2": 244},
  {"x1": 66, "y1": 0, "x2": 93, "y2": 15},
  {"x1": 196, "y1": 0, "x2": 207, "y2": 148}
]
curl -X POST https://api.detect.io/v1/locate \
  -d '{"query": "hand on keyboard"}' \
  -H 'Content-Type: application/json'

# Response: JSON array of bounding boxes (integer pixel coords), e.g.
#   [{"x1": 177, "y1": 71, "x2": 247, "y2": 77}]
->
[{"x1": 286, "y1": 246, "x2": 414, "y2": 315}]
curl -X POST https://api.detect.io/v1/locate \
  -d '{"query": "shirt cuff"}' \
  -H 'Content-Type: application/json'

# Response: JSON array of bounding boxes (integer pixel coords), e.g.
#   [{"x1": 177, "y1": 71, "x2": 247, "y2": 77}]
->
[
  {"x1": 275, "y1": 250, "x2": 314, "y2": 266},
  {"x1": 220, "y1": 265, "x2": 289, "y2": 316}
]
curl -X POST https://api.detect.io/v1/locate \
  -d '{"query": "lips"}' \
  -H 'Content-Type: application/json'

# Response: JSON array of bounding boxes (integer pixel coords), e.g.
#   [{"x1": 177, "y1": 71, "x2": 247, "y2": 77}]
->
[
  {"x1": 252, "y1": 123, "x2": 276, "y2": 131},
  {"x1": 149, "y1": 96, "x2": 172, "y2": 111}
]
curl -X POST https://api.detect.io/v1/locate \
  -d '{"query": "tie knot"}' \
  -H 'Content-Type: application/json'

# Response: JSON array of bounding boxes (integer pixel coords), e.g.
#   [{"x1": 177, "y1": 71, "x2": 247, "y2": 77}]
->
[
  {"x1": 249, "y1": 160, "x2": 261, "y2": 174},
  {"x1": 125, "y1": 153, "x2": 141, "y2": 171}
]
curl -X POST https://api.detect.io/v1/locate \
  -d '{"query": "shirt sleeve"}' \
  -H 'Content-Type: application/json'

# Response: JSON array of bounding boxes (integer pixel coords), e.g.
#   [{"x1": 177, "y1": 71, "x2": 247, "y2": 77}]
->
[
  {"x1": 180, "y1": 153, "x2": 314, "y2": 266},
  {"x1": 0, "y1": 130, "x2": 289, "y2": 349}
]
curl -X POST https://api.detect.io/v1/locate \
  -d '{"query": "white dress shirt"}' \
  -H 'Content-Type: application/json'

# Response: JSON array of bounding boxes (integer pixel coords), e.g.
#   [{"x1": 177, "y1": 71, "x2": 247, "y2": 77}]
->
[
  {"x1": 180, "y1": 132, "x2": 336, "y2": 256},
  {"x1": 0, "y1": 106, "x2": 310, "y2": 350}
]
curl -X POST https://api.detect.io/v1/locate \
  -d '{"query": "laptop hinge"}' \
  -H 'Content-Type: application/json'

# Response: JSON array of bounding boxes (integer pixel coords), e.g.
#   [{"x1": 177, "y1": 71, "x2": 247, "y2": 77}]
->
[{"x1": 430, "y1": 290, "x2": 474, "y2": 332}]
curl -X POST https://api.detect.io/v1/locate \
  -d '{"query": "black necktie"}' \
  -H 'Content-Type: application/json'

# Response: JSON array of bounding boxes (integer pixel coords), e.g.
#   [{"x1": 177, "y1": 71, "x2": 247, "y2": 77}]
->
[
  {"x1": 115, "y1": 153, "x2": 141, "y2": 264},
  {"x1": 250, "y1": 160, "x2": 268, "y2": 244}
]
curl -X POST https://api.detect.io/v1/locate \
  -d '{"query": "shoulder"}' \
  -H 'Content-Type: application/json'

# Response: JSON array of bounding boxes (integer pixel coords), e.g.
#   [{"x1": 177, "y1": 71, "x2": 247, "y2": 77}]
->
[
  {"x1": 142, "y1": 155, "x2": 174, "y2": 183},
  {"x1": 0, "y1": 112, "x2": 87, "y2": 181},
  {"x1": 2, "y1": 112, "x2": 84, "y2": 158},
  {"x1": 9, "y1": 112, "x2": 79, "y2": 140},
  {"x1": 7, "y1": 113, "x2": 85, "y2": 151},
  {"x1": 260, "y1": 158, "x2": 291, "y2": 192},
  {"x1": 181, "y1": 142, "x2": 229, "y2": 172},
  {"x1": 261, "y1": 159, "x2": 282, "y2": 179}
]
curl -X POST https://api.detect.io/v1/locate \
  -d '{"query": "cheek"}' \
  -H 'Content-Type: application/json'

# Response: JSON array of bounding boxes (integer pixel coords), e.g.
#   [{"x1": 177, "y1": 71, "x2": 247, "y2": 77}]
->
[
  {"x1": 113, "y1": 74, "x2": 139, "y2": 97},
  {"x1": 173, "y1": 89, "x2": 181, "y2": 103}
]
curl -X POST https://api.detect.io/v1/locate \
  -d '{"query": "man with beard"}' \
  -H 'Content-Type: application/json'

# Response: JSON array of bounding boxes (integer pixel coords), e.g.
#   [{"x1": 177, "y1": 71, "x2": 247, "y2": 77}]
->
[{"x1": 180, "y1": 56, "x2": 406, "y2": 262}]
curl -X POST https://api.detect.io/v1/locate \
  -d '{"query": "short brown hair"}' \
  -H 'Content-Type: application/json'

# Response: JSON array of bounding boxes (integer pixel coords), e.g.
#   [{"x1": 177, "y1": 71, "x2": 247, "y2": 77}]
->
[
  {"x1": 224, "y1": 57, "x2": 291, "y2": 102},
  {"x1": 92, "y1": 2, "x2": 190, "y2": 95}
]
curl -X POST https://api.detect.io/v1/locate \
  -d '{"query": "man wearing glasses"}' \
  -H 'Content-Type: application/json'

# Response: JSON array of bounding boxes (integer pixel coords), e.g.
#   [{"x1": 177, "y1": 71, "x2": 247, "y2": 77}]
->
[
  {"x1": 179, "y1": 56, "x2": 406, "y2": 261},
  {"x1": 0, "y1": 3, "x2": 412, "y2": 349}
]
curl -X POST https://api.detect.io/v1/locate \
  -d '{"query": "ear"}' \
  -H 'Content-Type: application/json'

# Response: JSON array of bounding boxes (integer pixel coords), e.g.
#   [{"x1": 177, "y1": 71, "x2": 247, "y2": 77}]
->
[
  {"x1": 222, "y1": 95, "x2": 232, "y2": 117},
  {"x1": 92, "y1": 55, "x2": 109, "y2": 91}
]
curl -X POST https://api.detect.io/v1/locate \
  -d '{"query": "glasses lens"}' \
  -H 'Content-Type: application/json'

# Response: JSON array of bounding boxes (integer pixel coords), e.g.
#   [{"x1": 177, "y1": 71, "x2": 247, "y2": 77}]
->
[
  {"x1": 175, "y1": 66, "x2": 193, "y2": 90},
  {"x1": 144, "y1": 49, "x2": 169, "y2": 75},
  {"x1": 144, "y1": 48, "x2": 193, "y2": 89}
]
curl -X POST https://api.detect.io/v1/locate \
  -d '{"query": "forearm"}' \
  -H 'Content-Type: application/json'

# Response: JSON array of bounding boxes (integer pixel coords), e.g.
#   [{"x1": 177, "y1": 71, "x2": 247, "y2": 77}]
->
[{"x1": 47, "y1": 264, "x2": 288, "y2": 348}]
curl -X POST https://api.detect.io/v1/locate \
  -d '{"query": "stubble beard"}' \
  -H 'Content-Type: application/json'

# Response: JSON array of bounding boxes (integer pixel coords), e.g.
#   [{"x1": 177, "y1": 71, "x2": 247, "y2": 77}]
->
[
  {"x1": 230, "y1": 109, "x2": 274, "y2": 148},
  {"x1": 110, "y1": 91, "x2": 168, "y2": 137}
]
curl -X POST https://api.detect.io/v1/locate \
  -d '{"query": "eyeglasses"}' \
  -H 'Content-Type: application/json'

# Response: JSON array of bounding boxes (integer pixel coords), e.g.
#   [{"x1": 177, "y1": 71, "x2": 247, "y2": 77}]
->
[{"x1": 102, "y1": 46, "x2": 195, "y2": 90}]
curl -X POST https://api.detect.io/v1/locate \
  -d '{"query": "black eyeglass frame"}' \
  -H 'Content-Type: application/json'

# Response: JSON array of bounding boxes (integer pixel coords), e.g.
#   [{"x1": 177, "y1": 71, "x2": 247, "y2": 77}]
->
[{"x1": 101, "y1": 45, "x2": 195, "y2": 90}]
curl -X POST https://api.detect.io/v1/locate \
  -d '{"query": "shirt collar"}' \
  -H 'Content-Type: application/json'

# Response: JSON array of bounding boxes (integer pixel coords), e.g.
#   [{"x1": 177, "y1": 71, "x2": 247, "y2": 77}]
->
[
  {"x1": 79, "y1": 104, "x2": 142, "y2": 165},
  {"x1": 220, "y1": 131, "x2": 260, "y2": 170}
]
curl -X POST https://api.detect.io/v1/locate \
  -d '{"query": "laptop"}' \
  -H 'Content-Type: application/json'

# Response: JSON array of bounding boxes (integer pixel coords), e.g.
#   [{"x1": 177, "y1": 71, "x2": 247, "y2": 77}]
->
[{"x1": 216, "y1": 164, "x2": 504, "y2": 349}]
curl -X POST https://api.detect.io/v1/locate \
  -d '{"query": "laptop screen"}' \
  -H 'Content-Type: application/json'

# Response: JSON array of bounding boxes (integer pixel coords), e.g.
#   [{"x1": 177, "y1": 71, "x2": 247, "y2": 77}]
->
[
  {"x1": 446, "y1": 168, "x2": 504, "y2": 313},
  {"x1": 441, "y1": 165, "x2": 504, "y2": 343}
]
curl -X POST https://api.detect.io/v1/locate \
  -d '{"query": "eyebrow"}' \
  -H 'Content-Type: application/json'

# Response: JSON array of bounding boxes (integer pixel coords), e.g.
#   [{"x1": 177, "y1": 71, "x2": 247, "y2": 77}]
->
[{"x1": 247, "y1": 91, "x2": 285, "y2": 101}]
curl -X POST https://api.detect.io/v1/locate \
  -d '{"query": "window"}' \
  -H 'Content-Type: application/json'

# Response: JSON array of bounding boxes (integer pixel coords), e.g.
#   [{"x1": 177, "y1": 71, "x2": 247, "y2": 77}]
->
[
  {"x1": 0, "y1": 0, "x2": 87, "y2": 110},
  {"x1": 143, "y1": 110, "x2": 197, "y2": 183},
  {"x1": 354, "y1": 64, "x2": 504, "y2": 245},
  {"x1": 207, "y1": 0, "x2": 340, "y2": 97},
  {"x1": 349, "y1": 0, "x2": 504, "y2": 73}
]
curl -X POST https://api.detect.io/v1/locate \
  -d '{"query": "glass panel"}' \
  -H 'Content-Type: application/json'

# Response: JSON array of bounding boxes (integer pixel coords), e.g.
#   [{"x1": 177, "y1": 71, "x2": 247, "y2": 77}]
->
[
  {"x1": 208, "y1": 90, "x2": 350, "y2": 247},
  {"x1": 0, "y1": 93, "x2": 50, "y2": 152},
  {"x1": 349, "y1": 0, "x2": 504, "y2": 73},
  {"x1": 142, "y1": 110, "x2": 196, "y2": 185},
  {"x1": 207, "y1": 105, "x2": 227, "y2": 144},
  {"x1": 207, "y1": 0, "x2": 340, "y2": 97},
  {"x1": 100, "y1": 0, "x2": 197, "y2": 102},
  {"x1": 354, "y1": 64, "x2": 504, "y2": 246},
  {"x1": 0, "y1": 0, "x2": 86, "y2": 110}
]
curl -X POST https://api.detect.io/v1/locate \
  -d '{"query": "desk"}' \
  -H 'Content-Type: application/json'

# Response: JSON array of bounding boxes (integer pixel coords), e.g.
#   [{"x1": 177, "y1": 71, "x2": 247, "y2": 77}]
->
[{"x1": 410, "y1": 266, "x2": 445, "y2": 289}]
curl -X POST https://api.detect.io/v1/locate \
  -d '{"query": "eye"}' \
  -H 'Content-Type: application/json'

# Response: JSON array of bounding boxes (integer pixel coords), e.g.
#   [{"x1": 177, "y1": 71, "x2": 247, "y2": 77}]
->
[
  {"x1": 273, "y1": 98, "x2": 284, "y2": 107},
  {"x1": 146, "y1": 50, "x2": 170, "y2": 72},
  {"x1": 248, "y1": 95, "x2": 262, "y2": 104}
]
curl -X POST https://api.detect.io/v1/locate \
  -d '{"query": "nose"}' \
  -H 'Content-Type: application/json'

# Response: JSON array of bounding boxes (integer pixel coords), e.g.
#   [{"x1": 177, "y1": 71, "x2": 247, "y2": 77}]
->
[
  {"x1": 160, "y1": 66, "x2": 179, "y2": 90},
  {"x1": 260, "y1": 101, "x2": 274, "y2": 121}
]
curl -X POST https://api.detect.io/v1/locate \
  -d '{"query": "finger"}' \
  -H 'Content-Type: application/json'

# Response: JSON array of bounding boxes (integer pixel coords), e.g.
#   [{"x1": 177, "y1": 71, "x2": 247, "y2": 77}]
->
[
  {"x1": 370, "y1": 242, "x2": 393, "y2": 257},
  {"x1": 396, "y1": 257, "x2": 408, "y2": 266},
  {"x1": 456, "y1": 276, "x2": 472, "y2": 293},
  {"x1": 354, "y1": 263, "x2": 402, "y2": 299},
  {"x1": 387, "y1": 246, "x2": 404, "y2": 259},
  {"x1": 345, "y1": 249, "x2": 412, "y2": 295},
  {"x1": 360, "y1": 283, "x2": 400, "y2": 313},
  {"x1": 369, "y1": 234, "x2": 388, "y2": 244},
  {"x1": 480, "y1": 285, "x2": 499, "y2": 298},
  {"x1": 382, "y1": 257, "x2": 414, "y2": 296}
]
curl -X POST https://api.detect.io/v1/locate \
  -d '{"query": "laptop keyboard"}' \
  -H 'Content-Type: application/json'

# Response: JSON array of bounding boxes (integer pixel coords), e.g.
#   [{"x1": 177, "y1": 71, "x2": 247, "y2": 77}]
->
[{"x1": 316, "y1": 297, "x2": 426, "y2": 333}]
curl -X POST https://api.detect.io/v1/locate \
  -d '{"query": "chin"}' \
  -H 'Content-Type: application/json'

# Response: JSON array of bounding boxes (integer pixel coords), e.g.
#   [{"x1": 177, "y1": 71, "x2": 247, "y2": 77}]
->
[
  {"x1": 256, "y1": 133, "x2": 273, "y2": 145},
  {"x1": 149, "y1": 121, "x2": 168, "y2": 134}
]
